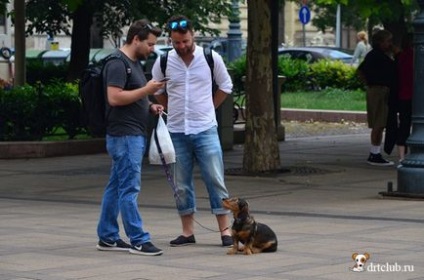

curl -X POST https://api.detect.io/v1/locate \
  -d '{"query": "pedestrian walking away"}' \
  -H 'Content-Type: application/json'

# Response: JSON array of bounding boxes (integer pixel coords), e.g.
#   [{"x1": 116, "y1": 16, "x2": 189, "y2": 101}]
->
[
  {"x1": 96, "y1": 19, "x2": 165, "y2": 256},
  {"x1": 151, "y1": 15, "x2": 234, "y2": 248}
]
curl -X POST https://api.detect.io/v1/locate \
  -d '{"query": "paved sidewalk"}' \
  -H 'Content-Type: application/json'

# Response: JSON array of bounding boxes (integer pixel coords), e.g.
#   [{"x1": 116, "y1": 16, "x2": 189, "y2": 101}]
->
[{"x1": 0, "y1": 133, "x2": 423, "y2": 280}]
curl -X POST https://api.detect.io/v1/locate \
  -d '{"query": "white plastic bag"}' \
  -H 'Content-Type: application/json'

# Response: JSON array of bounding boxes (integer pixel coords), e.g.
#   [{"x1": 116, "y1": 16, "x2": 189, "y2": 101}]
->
[{"x1": 148, "y1": 114, "x2": 176, "y2": 165}]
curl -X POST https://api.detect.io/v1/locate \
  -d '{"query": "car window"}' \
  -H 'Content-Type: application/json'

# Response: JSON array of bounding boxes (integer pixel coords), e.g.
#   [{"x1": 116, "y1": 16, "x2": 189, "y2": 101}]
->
[
  {"x1": 280, "y1": 51, "x2": 294, "y2": 59},
  {"x1": 326, "y1": 50, "x2": 352, "y2": 59},
  {"x1": 283, "y1": 51, "x2": 314, "y2": 63},
  {"x1": 296, "y1": 51, "x2": 314, "y2": 63}
]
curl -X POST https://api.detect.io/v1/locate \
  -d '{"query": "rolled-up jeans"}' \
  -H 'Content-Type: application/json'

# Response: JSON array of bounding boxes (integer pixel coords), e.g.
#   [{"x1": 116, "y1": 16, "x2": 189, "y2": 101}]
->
[
  {"x1": 170, "y1": 126, "x2": 230, "y2": 216},
  {"x1": 97, "y1": 135, "x2": 151, "y2": 246}
]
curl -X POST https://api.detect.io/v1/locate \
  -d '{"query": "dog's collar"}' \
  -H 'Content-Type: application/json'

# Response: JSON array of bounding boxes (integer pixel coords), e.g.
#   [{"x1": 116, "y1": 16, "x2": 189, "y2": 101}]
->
[
  {"x1": 236, "y1": 211, "x2": 250, "y2": 221},
  {"x1": 247, "y1": 221, "x2": 258, "y2": 242}
]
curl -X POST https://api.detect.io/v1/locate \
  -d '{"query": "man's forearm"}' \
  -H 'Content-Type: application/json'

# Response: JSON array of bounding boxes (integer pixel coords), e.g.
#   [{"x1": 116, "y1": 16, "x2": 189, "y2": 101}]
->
[
  {"x1": 154, "y1": 94, "x2": 168, "y2": 109},
  {"x1": 213, "y1": 90, "x2": 228, "y2": 109}
]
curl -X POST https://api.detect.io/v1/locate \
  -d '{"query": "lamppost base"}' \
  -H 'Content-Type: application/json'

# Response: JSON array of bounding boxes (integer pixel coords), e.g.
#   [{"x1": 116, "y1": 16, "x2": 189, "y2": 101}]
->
[
  {"x1": 379, "y1": 191, "x2": 424, "y2": 200},
  {"x1": 397, "y1": 165, "x2": 424, "y2": 194}
]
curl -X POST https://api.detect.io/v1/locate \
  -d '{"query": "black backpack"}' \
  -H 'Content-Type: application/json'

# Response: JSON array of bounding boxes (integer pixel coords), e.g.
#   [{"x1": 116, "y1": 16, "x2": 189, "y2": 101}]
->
[
  {"x1": 79, "y1": 54, "x2": 131, "y2": 137},
  {"x1": 160, "y1": 47, "x2": 217, "y2": 94}
]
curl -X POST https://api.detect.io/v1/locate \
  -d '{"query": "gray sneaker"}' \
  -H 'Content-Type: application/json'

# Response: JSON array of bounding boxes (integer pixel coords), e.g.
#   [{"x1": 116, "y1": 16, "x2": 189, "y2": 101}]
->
[{"x1": 129, "y1": 242, "x2": 163, "y2": 256}]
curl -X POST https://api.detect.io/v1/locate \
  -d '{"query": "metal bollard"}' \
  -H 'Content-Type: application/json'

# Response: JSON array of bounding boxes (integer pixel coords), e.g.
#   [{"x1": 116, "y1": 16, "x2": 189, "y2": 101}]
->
[{"x1": 387, "y1": 181, "x2": 393, "y2": 193}]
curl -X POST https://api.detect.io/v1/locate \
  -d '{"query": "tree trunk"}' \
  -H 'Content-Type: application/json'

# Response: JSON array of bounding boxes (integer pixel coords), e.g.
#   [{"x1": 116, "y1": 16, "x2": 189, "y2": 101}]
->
[
  {"x1": 90, "y1": 17, "x2": 104, "y2": 49},
  {"x1": 66, "y1": 2, "x2": 93, "y2": 82},
  {"x1": 383, "y1": 18, "x2": 407, "y2": 47},
  {"x1": 243, "y1": 0, "x2": 280, "y2": 173}
]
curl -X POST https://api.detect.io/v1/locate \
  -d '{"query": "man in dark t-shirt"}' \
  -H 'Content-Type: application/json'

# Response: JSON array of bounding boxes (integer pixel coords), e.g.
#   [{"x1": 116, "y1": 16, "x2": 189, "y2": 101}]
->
[
  {"x1": 357, "y1": 29, "x2": 396, "y2": 166},
  {"x1": 96, "y1": 19, "x2": 166, "y2": 256}
]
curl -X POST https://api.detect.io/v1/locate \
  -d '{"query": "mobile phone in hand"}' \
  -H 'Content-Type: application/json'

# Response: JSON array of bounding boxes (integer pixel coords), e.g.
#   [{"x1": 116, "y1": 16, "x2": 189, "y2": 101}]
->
[{"x1": 160, "y1": 77, "x2": 170, "y2": 82}]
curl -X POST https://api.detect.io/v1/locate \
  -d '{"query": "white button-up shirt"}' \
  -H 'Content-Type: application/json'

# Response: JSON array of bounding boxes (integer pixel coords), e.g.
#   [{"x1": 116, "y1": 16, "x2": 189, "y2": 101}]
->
[{"x1": 152, "y1": 46, "x2": 233, "y2": 135}]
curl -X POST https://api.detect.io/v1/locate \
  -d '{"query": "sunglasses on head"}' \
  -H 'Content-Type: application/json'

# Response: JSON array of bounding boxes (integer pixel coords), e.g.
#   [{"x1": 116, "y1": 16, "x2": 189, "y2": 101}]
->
[
  {"x1": 169, "y1": 20, "x2": 188, "y2": 30},
  {"x1": 144, "y1": 23, "x2": 153, "y2": 30},
  {"x1": 137, "y1": 23, "x2": 153, "y2": 38}
]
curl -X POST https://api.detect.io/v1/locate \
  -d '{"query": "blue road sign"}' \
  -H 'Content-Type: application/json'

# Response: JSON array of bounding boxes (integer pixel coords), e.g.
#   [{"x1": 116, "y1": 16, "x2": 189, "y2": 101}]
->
[{"x1": 299, "y1": 5, "x2": 311, "y2": 25}]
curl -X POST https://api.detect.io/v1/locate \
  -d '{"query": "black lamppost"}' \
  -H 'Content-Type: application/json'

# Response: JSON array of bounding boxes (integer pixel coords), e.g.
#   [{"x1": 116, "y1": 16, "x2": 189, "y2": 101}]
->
[
  {"x1": 217, "y1": 0, "x2": 243, "y2": 150},
  {"x1": 227, "y1": 0, "x2": 243, "y2": 62},
  {"x1": 397, "y1": 0, "x2": 424, "y2": 195}
]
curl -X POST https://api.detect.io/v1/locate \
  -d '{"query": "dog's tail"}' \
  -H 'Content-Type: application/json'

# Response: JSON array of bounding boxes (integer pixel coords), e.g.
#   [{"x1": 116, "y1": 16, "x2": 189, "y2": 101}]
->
[{"x1": 262, "y1": 240, "x2": 278, "y2": 253}]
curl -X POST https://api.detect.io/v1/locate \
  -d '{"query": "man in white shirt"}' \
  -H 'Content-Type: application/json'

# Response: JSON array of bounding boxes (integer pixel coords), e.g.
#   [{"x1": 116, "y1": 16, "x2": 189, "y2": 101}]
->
[{"x1": 151, "y1": 15, "x2": 234, "y2": 247}]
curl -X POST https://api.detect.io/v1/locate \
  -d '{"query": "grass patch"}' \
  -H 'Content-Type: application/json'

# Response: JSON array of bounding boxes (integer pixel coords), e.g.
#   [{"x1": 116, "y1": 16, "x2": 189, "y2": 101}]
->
[
  {"x1": 41, "y1": 127, "x2": 90, "y2": 141},
  {"x1": 281, "y1": 88, "x2": 366, "y2": 111},
  {"x1": 42, "y1": 134, "x2": 90, "y2": 141}
]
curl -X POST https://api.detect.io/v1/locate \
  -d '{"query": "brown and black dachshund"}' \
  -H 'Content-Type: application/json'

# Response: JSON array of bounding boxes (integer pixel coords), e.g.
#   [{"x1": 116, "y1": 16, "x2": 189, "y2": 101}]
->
[{"x1": 222, "y1": 197, "x2": 278, "y2": 255}]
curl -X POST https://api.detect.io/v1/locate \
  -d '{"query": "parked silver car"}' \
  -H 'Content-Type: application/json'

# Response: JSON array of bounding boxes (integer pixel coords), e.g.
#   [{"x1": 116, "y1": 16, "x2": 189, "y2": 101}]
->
[{"x1": 278, "y1": 47, "x2": 353, "y2": 64}]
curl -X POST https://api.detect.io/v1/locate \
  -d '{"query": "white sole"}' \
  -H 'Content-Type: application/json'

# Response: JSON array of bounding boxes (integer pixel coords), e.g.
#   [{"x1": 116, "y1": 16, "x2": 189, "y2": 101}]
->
[
  {"x1": 129, "y1": 248, "x2": 163, "y2": 256},
  {"x1": 367, "y1": 161, "x2": 394, "y2": 166},
  {"x1": 96, "y1": 245, "x2": 130, "y2": 252}
]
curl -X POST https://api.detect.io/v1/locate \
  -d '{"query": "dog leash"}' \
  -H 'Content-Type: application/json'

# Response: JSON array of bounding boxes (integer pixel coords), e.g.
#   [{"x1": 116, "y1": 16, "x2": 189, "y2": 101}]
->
[{"x1": 153, "y1": 120, "x2": 229, "y2": 233}]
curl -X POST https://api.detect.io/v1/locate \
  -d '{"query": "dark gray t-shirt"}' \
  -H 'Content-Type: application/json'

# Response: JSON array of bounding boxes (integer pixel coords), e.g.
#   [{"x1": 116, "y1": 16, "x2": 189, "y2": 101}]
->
[{"x1": 103, "y1": 51, "x2": 150, "y2": 136}]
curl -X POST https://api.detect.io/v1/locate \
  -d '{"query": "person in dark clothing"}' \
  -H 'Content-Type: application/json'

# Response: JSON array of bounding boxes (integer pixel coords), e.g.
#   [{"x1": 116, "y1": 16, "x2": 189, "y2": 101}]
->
[
  {"x1": 357, "y1": 29, "x2": 396, "y2": 166},
  {"x1": 384, "y1": 33, "x2": 414, "y2": 163}
]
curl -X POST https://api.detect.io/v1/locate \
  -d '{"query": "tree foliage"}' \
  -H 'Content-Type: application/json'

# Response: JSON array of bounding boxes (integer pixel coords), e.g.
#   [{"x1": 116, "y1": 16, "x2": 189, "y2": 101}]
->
[
  {"x1": 310, "y1": 0, "x2": 418, "y2": 45},
  {"x1": 8, "y1": 0, "x2": 233, "y2": 81},
  {"x1": 21, "y1": 0, "x2": 233, "y2": 40}
]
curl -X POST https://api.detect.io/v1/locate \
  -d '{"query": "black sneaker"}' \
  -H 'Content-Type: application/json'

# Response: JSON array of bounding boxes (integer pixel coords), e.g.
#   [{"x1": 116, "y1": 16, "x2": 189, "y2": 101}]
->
[
  {"x1": 367, "y1": 153, "x2": 394, "y2": 166},
  {"x1": 96, "y1": 239, "x2": 131, "y2": 251},
  {"x1": 129, "y1": 242, "x2": 163, "y2": 256},
  {"x1": 221, "y1": 235, "x2": 233, "y2": 247},
  {"x1": 169, "y1": 235, "x2": 196, "y2": 247}
]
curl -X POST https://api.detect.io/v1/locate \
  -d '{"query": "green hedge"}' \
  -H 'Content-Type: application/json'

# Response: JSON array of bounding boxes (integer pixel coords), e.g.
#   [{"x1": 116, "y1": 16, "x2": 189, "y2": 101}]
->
[
  {"x1": 0, "y1": 82, "x2": 84, "y2": 141},
  {"x1": 26, "y1": 60, "x2": 69, "y2": 85},
  {"x1": 0, "y1": 55, "x2": 365, "y2": 141},
  {"x1": 228, "y1": 55, "x2": 363, "y2": 93}
]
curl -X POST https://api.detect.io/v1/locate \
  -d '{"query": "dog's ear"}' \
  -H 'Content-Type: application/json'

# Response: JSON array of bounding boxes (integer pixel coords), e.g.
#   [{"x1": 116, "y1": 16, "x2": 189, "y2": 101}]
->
[
  {"x1": 238, "y1": 198, "x2": 248, "y2": 210},
  {"x1": 363, "y1": 253, "x2": 370, "y2": 260},
  {"x1": 352, "y1": 253, "x2": 358, "y2": 260}
]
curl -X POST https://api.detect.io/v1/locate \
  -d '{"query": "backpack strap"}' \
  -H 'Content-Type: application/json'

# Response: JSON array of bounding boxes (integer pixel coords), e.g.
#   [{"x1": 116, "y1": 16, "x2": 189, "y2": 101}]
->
[
  {"x1": 203, "y1": 47, "x2": 214, "y2": 81},
  {"x1": 160, "y1": 51, "x2": 168, "y2": 77},
  {"x1": 101, "y1": 53, "x2": 132, "y2": 121},
  {"x1": 203, "y1": 47, "x2": 217, "y2": 95},
  {"x1": 103, "y1": 53, "x2": 131, "y2": 88}
]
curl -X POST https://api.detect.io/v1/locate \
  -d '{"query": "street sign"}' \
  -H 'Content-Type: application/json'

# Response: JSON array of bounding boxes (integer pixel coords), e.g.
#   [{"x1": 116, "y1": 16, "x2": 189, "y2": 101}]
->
[{"x1": 299, "y1": 5, "x2": 311, "y2": 25}]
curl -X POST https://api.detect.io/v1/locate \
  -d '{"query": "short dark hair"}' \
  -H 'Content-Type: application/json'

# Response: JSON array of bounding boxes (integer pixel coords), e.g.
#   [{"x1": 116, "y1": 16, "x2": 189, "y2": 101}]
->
[
  {"x1": 126, "y1": 19, "x2": 162, "y2": 44},
  {"x1": 371, "y1": 30, "x2": 392, "y2": 49},
  {"x1": 166, "y1": 15, "x2": 193, "y2": 34}
]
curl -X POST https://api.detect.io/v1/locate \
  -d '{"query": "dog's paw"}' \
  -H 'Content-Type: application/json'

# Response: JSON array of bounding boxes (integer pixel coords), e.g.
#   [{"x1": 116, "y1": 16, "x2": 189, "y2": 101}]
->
[
  {"x1": 243, "y1": 248, "x2": 253, "y2": 255},
  {"x1": 227, "y1": 248, "x2": 237, "y2": 255}
]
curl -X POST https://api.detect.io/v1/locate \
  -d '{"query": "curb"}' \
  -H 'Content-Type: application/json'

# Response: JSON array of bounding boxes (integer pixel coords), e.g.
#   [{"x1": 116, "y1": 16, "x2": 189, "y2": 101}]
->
[
  {"x1": 0, "y1": 138, "x2": 106, "y2": 159},
  {"x1": 281, "y1": 108, "x2": 366, "y2": 123}
]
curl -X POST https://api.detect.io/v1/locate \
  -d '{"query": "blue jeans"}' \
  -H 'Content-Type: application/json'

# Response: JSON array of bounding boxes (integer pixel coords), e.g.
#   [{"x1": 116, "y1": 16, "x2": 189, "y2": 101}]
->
[
  {"x1": 97, "y1": 135, "x2": 150, "y2": 246},
  {"x1": 170, "y1": 126, "x2": 230, "y2": 216}
]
